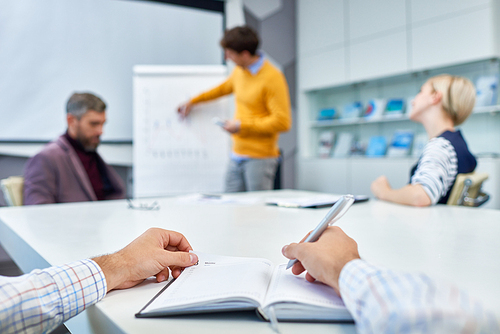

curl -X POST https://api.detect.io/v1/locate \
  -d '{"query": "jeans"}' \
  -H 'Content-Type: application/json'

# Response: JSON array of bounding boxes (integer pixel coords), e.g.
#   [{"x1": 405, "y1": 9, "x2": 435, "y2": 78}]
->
[{"x1": 224, "y1": 157, "x2": 279, "y2": 192}]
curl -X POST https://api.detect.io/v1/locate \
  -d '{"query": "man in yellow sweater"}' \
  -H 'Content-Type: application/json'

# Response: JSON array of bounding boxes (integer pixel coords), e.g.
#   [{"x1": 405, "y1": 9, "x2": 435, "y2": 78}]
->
[{"x1": 178, "y1": 26, "x2": 292, "y2": 192}]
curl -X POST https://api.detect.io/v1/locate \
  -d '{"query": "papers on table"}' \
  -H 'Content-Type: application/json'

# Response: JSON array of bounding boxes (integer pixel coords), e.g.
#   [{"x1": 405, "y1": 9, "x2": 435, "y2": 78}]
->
[{"x1": 176, "y1": 193, "x2": 260, "y2": 205}]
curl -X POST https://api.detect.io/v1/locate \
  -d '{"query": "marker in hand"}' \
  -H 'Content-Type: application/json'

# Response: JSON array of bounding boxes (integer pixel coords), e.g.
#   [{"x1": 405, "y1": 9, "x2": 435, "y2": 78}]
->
[
  {"x1": 212, "y1": 117, "x2": 226, "y2": 127},
  {"x1": 286, "y1": 195, "x2": 355, "y2": 270}
]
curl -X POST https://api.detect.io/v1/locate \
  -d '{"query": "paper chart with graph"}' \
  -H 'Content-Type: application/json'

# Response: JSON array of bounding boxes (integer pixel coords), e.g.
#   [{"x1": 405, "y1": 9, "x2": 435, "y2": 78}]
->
[{"x1": 133, "y1": 65, "x2": 230, "y2": 198}]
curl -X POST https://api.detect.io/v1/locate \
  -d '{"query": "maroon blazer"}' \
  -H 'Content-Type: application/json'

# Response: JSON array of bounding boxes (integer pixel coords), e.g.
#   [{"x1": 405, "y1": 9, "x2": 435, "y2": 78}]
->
[{"x1": 23, "y1": 135, "x2": 126, "y2": 205}]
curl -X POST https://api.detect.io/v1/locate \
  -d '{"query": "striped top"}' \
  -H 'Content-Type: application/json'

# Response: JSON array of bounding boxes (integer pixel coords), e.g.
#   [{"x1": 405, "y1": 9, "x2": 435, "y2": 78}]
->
[
  {"x1": 339, "y1": 259, "x2": 499, "y2": 333},
  {"x1": 0, "y1": 259, "x2": 106, "y2": 333},
  {"x1": 410, "y1": 130, "x2": 476, "y2": 204}
]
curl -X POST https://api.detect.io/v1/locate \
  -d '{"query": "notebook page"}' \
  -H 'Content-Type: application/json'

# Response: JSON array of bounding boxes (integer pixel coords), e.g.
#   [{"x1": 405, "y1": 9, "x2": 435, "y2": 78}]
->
[
  {"x1": 142, "y1": 253, "x2": 274, "y2": 314},
  {"x1": 262, "y1": 264, "x2": 347, "y2": 310}
]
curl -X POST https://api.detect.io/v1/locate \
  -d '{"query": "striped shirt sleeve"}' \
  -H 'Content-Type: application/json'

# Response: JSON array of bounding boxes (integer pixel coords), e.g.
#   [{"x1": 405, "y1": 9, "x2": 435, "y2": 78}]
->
[
  {"x1": 0, "y1": 259, "x2": 107, "y2": 334},
  {"x1": 411, "y1": 137, "x2": 457, "y2": 205},
  {"x1": 339, "y1": 259, "x2": 500, "y2": 334}
]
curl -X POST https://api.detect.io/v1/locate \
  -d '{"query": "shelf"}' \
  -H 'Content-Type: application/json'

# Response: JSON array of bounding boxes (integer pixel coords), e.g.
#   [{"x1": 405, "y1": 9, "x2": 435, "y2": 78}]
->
[
  {"x1": 311, "y1": 115, "x2": 410, "y2": 128},
  {"x1": 311, "y1": 105, "x2": 500, "y2": 128},
  {"x1": 473, "y1": 105, "x2": 500, "y2": 114}
]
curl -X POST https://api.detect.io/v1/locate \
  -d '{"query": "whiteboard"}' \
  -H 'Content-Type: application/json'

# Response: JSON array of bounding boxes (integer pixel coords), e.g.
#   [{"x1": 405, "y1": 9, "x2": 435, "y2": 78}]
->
[
  {"x1": 0, "y1": 0, "x2": 223, "y2": 141},
  {"x1": 133, "y1": 65, "x2": 231, "y2": 198}
]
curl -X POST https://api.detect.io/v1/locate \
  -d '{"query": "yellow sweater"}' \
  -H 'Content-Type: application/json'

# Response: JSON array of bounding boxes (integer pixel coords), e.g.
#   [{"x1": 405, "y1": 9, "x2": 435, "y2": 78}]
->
[{"x1": 190, "y1": 60, "x2": 292, "y2": 158}]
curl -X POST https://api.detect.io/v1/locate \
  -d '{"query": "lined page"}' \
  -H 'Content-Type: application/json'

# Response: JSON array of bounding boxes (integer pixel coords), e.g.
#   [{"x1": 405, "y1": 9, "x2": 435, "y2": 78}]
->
[
  {"x1": 263, "y1": 264, "x2": 346, "y2": 309},
  {"x1": 142, "y1": 253, "x2": 274, "y2": 314}
]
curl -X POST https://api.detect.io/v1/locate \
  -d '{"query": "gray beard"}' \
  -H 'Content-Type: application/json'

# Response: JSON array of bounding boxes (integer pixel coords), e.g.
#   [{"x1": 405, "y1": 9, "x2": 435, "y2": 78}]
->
[
  {"x1": 76, "y1": 136, "x2": 99, "y2": 152},
  {"x1": 83, "y1": 145, "x2": 98, "y2": 152}
]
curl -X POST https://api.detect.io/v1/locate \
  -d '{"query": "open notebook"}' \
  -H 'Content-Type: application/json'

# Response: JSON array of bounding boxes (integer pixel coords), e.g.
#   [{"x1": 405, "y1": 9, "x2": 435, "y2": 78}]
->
[{"x1": 136, "y1": 252, "x2": 353, "y2": 322}]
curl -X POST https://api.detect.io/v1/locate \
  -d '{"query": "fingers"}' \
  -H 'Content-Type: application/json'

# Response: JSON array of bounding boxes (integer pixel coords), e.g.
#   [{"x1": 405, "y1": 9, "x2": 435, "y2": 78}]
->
[
  {"x1": 299, "y1": 231, "x2": 312, "y2": 243},
  {"x1": 282, "y1": 244, "x2": 306, "y2": 275},
  {"x1": 170, "y1": 266, "x2": 182, "y2": 279},
  {"x1": 282, "y1": 243, "x2": 301, "y2": 260},
  {"x1": 305, "y1": 272, "x2": 316, "y2": 283},
  {"x1": 162, "y1": 250, "x2": 198, "y2": 269},
  {"x1": 156, "y1": 268, "x2": 170, "y2": 283},
  {"x1": 291, "y1": 262, "x2": 306, "y2": 276},
  {"x1": 148, "y1": 228, "x2": 193, "y2": 253}
]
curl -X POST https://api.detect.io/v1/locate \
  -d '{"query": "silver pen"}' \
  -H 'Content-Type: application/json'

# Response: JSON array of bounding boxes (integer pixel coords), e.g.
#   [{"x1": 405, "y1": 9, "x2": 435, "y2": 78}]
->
[{"x1": 286, "y1": 195, "x2": 355, "y2": 270}]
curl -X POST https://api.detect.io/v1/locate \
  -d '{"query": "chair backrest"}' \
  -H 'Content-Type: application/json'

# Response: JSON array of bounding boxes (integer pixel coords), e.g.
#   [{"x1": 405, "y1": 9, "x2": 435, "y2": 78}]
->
[
  {"x1": 0, "y1": 176, "x2": 24, "y2": 206},
  {"x1": 447, "y1": 172, "x2": 489, "y2": 207}
]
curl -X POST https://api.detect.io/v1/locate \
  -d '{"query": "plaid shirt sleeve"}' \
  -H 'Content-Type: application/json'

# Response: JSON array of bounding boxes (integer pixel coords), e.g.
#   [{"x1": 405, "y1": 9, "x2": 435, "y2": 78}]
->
[
  {"x1": 0, "y1": 259, "x2": 107, "y2": 334},
  {"x1": 339, "y1": 259, "x2": 500, "y2": 333}
]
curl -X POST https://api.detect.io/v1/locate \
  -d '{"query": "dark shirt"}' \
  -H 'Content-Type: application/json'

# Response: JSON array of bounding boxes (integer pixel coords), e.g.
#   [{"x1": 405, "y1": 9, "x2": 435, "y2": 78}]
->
[{"x1": 64, "y1": 132, "x2": 113, "y2": 200}]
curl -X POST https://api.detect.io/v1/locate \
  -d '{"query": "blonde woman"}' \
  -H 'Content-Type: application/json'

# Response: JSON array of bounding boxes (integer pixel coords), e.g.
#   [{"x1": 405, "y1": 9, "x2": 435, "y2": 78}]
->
[{"x1": 371, "y1": 75, "x2": 477, "y2": 206}]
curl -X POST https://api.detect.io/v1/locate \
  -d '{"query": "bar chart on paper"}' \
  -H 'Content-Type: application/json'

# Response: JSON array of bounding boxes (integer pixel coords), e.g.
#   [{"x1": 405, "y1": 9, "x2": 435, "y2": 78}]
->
[{"x1": 133, "y1": 65, "x2": 230, "y2": 198}]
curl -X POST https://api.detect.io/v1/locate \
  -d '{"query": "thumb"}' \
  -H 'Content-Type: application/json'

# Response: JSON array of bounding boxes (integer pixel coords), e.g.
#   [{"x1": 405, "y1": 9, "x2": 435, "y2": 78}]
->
[
  {"x1": 163, "y1": 251, "x2": 198, "y2": 268},
  {"x1": 282, "y1": 243, "x2": 300, "y2": 260}
]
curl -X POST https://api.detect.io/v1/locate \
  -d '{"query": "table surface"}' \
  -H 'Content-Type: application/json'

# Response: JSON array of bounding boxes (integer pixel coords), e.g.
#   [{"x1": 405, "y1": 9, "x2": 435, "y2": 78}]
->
[{"x1": 1, "y1": 190, "x2": 499, "y2": 333}]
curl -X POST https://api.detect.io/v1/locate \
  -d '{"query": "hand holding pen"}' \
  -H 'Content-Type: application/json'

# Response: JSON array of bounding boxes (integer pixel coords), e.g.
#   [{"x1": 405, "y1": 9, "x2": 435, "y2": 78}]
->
[
  {"x1": 282, "y1": 195, "x2": 358, "y2": 294},
  {"x1": 286, "y1": 195, "x2": 354, "y2": 270},
  {"x1": 282, "y1": 225, "x2": 360, "y2": 295}
]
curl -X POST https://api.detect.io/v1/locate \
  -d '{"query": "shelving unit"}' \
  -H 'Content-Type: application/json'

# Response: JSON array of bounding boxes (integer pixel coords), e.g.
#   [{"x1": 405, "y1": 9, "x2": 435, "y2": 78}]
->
[
  {"x1": 302, "y1": 58, "x2": 500, "y2": 160},
  {"x1": 295, "y1": 0, "x2": 500, "y2": 209},
  {"x1": 297, "y1": 58, "x2": 500, "y2": 210},
  {"x1": 310, "y1": 105, "x2": 500, "y2": 128},
  {"x1": 311, "y1": 115, "x2": 411, "y2": 128},
  {"x1": 473, "y1": 105, "x2": 500, "y2": 114}
]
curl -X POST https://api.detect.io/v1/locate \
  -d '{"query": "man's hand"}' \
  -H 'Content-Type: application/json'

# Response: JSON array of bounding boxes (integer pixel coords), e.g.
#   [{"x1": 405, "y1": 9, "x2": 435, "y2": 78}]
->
[
  {"x1": 177, "y1": 102, "x2": 194, "y2": 118},
  {"x1": 93, "y1": 228, "x2": 198, "y2": 292},
  {"x1": 223, "y1": 120, "x2": 241, "y2": 134},
  {"x1": 370, "y1": 175, "x2": 392, "y2": 200},
  {"x1": 282, "y1": 226, "x2": 360, "y2": 295}
]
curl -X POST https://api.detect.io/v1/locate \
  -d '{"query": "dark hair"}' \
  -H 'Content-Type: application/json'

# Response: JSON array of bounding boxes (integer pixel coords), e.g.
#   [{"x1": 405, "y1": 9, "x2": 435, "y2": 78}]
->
[
  {"x1": 220, "y1": 26, "x2": 259, "y2": 55},
  {"x1": 66, "y1": 92, "x2": 106, "y2": 119}
]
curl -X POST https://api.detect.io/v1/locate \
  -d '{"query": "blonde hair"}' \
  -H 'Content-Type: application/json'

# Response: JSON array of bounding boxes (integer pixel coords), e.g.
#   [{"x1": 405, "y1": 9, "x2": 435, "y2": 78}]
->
[{"x1": 428, "y1": 74, "x2": 476, "y2": 126}]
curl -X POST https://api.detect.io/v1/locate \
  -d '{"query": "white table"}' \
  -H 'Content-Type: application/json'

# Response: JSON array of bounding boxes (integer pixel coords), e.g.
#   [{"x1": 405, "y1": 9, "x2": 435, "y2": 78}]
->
[{"x1": 1, "y1": 190, "x2": 499, "y2": 333}]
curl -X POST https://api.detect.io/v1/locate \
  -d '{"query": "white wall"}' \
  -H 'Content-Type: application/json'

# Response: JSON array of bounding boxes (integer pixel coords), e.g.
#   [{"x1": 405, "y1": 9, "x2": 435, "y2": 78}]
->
[{"x1": 0, "y1": 0, "x2": 223, "y2": 141}]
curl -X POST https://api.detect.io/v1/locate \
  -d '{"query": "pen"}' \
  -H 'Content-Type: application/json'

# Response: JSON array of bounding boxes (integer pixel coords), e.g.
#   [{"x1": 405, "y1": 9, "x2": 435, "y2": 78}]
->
[{"x1": 286, "y1": 194, "x2": 355, "y2": 270}]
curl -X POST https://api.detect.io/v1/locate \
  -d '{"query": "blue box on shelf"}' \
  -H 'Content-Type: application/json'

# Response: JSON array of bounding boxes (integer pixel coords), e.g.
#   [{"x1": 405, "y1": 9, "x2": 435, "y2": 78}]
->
[
  {"x1": 342, "y1": 102, "x2": 363, "y2": 119},
  {"x1": 317, "y1": 108, "x2": 337, "y2": 121},
  {"x1": 385, "y1": 99, "x2": 405, "y2": 117},
  {"x1": 366, "y1": 136, "x2": 387, "y2": 157}
]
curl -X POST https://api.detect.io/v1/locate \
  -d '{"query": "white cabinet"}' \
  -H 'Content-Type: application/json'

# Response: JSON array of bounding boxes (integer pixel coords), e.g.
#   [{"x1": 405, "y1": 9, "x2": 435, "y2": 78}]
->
[
  {"x1": 297, "y1": 0, "x2": 500, "y2": 87},
  {"x1": 297, "y1": 0, "x2": 344, "y2": 56},
  {"x1": 297, "y1": 158, "x2": 415, "y2": 198},
  {"x1": 410, "y1": 0, "x2": 491, "y2": 24},
  {"x1": 298, "y1": 48, "x2": 346, "y2": 90},
  {"x1": 349, "y1": 158, "x2": 415, "y2": 196},
  {"x1": 297, "y1": 159, "x2": 349, "y2": 194},
  {"x1": 411, "y1": 8, "x2": 495, "y2": 70},
  {"x1": 348, "y1": 0, "x2": 406, "y2": 41},
  {"x1": 349, "y1": 31, "x2": 408, "y2": 81}
]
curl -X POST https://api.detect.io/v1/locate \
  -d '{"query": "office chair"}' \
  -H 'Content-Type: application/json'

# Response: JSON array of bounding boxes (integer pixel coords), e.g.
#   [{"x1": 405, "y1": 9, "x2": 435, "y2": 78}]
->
[
  {"x1": 447, "y1": 172, "x2": 490, "y2": 207},
  {"x1": 0, "y1": 176, "x2": 24, "y2": 207}
]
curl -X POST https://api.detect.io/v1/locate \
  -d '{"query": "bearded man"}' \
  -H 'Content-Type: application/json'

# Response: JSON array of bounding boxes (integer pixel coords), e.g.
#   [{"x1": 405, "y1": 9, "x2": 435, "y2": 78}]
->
[{"x1": 23, "y1": 92, "x2": 125, "y2": 205}]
